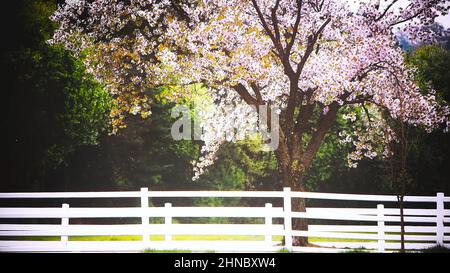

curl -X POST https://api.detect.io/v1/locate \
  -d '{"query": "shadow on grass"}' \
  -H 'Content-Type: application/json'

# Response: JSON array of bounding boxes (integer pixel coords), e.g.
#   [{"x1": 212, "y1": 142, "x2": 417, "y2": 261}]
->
[{"x1": 419, "y1": 245, "x2": 450, "y2": 253}]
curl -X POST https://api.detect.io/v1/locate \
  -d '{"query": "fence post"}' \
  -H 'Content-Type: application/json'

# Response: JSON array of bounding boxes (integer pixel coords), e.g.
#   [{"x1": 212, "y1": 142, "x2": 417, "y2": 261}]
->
[
  {"x1": 140, "y1": 187, "x2": 150, "y2": 243},
  {"x1": 436, "y1": 192, "x2": 444, "y2": 246},
  {"x1": 377, "y1": 204, "x2": 385, "y2": 253},
  {"x1": 165, "y1": 203, "x2": 172, "y2": 242},
  {"x1": 283, "y1": 187, "x2": 293, "y2": 250},
  {"x1": 61, "y1": 203, "x2": 69, "y2": 246},
  {"x1": 265, "y1": 203, "x2": 273, "y2": 245}
]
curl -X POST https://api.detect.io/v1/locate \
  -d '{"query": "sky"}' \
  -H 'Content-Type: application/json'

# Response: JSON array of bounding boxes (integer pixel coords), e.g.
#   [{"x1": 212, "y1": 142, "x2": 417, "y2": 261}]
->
[
  {"x1": 347, "y1": 0, "x2": 450, "y2": 28},
  {"x1": 437, "y1": 13, "x2": 450, "y2": 28}
]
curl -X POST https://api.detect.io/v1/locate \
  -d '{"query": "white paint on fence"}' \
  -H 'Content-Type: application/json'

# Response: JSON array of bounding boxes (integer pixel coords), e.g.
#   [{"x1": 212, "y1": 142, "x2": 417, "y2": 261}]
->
[
  {"x1": 165, "y1": 203, "x2": 172, "y2": 242},
  {"x1": 0, "y1": 187, "x2": 448, "y2": 253},
  {"x1": 436, "y1": 192, "x2": 445, "y2": 245},
  {"x1": 377, "y1": 204, "x2": 385, "y2": 253},
  {"x1": 61, "y1": 204, "x2": 69, "y2": 245},
  {"x1": 140, "y1": 188, "x2": 150, "y2": 243},
  {"x1": 265, "y1": 203, "x2": 272, "y2": 245}
]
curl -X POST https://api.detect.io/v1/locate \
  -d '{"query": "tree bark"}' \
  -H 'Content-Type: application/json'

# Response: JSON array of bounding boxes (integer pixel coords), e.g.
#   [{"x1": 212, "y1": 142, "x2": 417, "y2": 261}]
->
[
  {"x1": 279, "y1": 159, "x2": 309, "y2": 246},
  {"x1": 286, "y1": 175, "x2": 309, "y2": 246},
  {"x1": 276, "y1": 103, "x2": 339, "y2": 246}
]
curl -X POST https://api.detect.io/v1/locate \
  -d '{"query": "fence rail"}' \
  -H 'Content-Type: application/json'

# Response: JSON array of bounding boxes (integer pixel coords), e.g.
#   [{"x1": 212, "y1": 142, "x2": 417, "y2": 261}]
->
[{"x1": 0, "y1": 188, "x2": 448, "y2": 253}]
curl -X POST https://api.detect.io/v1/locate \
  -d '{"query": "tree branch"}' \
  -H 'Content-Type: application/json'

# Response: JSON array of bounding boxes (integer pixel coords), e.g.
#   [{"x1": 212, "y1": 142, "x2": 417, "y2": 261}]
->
[
  {"x1": 361, "y1": 102, "x2": 373, "y2": 124},
  {"x1": 296, "y1": 17, "x2": 331, "y2": 77},
  {"x1": 389, "y1": 4, "x2": 424, "y2": 27},
  {"x1": 300, "y1": 102, "x2": 339, "y2": 170},
  {"x1": 283, "y1": 17, "x2": 331, "y2": 138},
  {"x1": 231, "y1": 83, "x2": 258, "y2": 105},
  {"x1": 285, "y1": 0, "x2": 303, "y2": 55},
  {"x1": 251, "y1": 0, "x2": 285, "y2": 56},
  {"x1": 250, "y1": 82, "x2": 263, "y2": 103},
  {"x1": 251, "y1": 0, "x2": 295, "y2": 76},
  {"x1": 271, "y1": 0, "x2": 282, "y2": 42},
  {"x1": 375, "y1": 0, "x2": 398, "y2": 22}
]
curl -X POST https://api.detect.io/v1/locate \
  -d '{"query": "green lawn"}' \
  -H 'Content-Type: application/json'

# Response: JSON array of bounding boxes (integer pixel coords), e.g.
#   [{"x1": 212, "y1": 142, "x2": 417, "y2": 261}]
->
[
  {"x1": 0, "y1": 232, "x2": 434, "y2": 244},
  {"x1": 2, "y1": 233, "x2": 440, "y2": 253}
]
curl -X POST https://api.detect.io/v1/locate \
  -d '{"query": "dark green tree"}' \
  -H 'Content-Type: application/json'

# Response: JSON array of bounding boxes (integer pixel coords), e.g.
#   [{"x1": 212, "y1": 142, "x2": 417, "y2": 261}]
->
[
  {"x1": 2, "y1": 0, "x2": 112, "y2": 191},
  {"x1": 403, "y1": 44, "x2": 450, "y2": 195}
]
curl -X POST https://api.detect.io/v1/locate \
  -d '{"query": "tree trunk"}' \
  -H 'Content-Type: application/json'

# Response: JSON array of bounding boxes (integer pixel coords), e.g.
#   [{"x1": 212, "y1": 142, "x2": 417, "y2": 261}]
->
[
  {"x1": 274, "y1": 102, "x2": 339, "y2": 247},
  {"x1": 291, "y1": 190, "x2": 308, "y2": 246},
  {"x1": 282, "y1": 167, "x2": 309, "y2": 246}
]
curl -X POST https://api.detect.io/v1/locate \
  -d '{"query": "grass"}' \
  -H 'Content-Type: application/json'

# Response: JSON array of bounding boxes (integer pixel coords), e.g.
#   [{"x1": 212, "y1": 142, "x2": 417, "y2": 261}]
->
[
  {"x1": 309, "y1": 236, "x2": 375, "y2": 243},
  {"x1": 419, "y1": 245, "x2": 450, "y2": 253},
  {"x1": 0, "y1": 235, "x2": 365, "y2": 242},
  {"x1": 1, "y1": 232, "x2": 425, "y2": 243},
  {"x1": 2, "y1": 232, "x2": 440, "y2": 253},
  {"x1": 167, "y1": 235, "x2": 269, "y2": 241},
  {"x1": 310, "y1": 231, "x2": 438, "y2": 244},
  {"x1": 341, "y1": 248, "x2": 371, "y2": 253}
]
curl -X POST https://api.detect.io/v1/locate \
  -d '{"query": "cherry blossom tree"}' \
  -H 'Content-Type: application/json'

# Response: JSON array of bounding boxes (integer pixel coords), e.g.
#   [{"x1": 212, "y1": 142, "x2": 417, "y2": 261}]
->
[{"x1": 51, "y1": 0, "x2": 450, "y2": 245}]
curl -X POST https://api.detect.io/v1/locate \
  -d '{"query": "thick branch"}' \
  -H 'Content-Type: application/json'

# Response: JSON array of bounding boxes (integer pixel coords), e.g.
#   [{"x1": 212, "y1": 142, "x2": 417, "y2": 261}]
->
[
  {"x1": 274, "y1": 128, "x2": 291, "y2": 177},
  {"x1": 249, "y1": 82, "x2": 261, "y2": 101},
  {"x1": 294, "y1": 102, "x2": 315, "y2": 136},
  {"x1": 300, "y1": 102, "x2": 339, "y2": 170},
  {"x1": 231, "y1": 83, "x2": 258, "y2": 105},
  {"x1": 284, "y1": 18, "x2": 331, "y2": 138},
  {"x1": 290, "y1": 88, "x2": 316, "y2": 157}
]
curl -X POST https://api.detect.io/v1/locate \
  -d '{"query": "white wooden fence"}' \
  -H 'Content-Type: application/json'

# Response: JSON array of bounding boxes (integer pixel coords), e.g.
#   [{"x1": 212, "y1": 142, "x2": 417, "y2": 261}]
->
[{"x1": 0, "y1": 188, "x2": 449, "y2": 253}]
